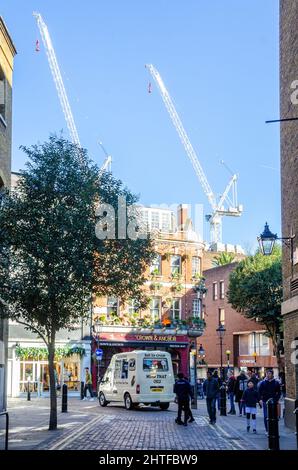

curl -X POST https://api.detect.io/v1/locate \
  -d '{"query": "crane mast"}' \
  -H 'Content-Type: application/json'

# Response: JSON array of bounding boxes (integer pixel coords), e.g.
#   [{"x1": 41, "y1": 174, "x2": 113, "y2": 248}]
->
[
  {"x1": 146, "y1": 64, "x2": 242, "y2": 244},
  {"x1": 34, "y1": 13, "x2": 81, "y2": 150},
  {"x1": 33, "y1": 12, "x2": 112, "y2": 173}
]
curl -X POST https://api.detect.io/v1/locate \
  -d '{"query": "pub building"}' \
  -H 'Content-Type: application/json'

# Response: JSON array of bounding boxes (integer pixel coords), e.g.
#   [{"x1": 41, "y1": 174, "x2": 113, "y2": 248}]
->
[{"x1": 91, "y1": 204, "x2": 206, "y2": 386}]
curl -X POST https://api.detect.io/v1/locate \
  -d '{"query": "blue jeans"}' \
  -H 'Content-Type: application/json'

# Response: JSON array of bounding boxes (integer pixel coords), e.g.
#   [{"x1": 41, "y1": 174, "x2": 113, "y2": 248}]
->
[
  {"x1": 262, "y1": 402, "x2": 268, "y2": 430},
  {"x1": 206, "y1": 398, "x2": 217, "y2": 422},
  {"x1": 228, "y1": 392, "x2": 236, "y2": 412},
  {"x1": 238, "y1": 400, "x2": 245, "y2": 415}
]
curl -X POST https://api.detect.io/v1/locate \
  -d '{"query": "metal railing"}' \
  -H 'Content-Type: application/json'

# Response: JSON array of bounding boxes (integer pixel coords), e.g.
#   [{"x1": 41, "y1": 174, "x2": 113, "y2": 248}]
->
[{"x1": 0, "y1": 411, "x2": 9, "y2": 450}]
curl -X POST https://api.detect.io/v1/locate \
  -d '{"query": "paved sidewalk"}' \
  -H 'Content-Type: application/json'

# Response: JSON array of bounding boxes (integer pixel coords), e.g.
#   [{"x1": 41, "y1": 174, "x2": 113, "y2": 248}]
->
[
  {"x1": 195, "y1": 399, "x2": 297, "y2": 450},
  {"x1": 0, "y1": 397, "x2": 296, "y2": 451}
]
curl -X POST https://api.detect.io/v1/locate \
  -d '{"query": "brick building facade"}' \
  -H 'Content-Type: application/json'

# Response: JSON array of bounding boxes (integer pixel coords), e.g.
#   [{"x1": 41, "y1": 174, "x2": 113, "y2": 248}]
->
[
  {"x1": 92, "y1": 205, "x2": 205, "y2": 384},
  {"x1": 0, "y1": 16, "x2": 16, "y2": 411},
  {"x1": 200, "y1": 263, "x2": 278, "y2": 379},
  {"x1": 279, "y1": 0, "x2": 298, "y2": 428}
]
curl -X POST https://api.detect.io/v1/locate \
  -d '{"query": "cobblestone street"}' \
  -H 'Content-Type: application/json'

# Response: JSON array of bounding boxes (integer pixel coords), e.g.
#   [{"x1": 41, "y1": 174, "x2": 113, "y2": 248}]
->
[{"x1": 0, "y1": 397, "x2": 296, "y2": 451}]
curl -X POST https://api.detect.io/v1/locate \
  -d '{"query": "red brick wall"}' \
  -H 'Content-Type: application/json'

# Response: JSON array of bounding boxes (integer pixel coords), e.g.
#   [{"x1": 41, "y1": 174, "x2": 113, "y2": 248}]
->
[{"x1": 202, "y1": 263, "x2": 276, "y2": 370}]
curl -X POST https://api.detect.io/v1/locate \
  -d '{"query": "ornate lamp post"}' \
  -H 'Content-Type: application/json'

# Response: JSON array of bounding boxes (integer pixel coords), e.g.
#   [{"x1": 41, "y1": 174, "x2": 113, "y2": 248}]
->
[
  {"x1": 190, "y1": 341, "x2": 198, "y2": 410},
  {"x1": 216, "y1": 324, "x2": 226, "y2": 380},
  {"x1": 226, "y1": 349, "x2": 231, "y2": 375},
  {"x1": 216, "y1": 324, "x2": 227, "y2": 416}
]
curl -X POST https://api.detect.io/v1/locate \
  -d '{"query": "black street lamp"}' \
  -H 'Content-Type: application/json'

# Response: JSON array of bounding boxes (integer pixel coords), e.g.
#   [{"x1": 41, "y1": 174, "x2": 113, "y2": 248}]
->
[
  {"x1": 216, "y1": 324, "x2": 226, "y2": 380},
  {"x1": 226, "y1": 349, "x2": 231, "y2": 375},
  {"x1": 258, "y1": 222, "x2": 295, "y2": 260},
  {"x1": 190, "y1": 342, "x2": 197, "y2": 410}
]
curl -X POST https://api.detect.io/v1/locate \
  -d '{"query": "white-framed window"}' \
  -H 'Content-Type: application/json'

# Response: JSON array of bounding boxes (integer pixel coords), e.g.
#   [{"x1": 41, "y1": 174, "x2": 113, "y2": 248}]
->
[
  {"x1": 219, "y1": 281, "x2": 225, "y2": 299},
  {"x1": 107, "y1": 296, "x2": 118, "y2": 316},
  {"x1": 170, "y1": 298, "x2": 181, "y2": 320},
  {"x1": 192, "y1": 257, "x2": 201, "y2": 276},
  {"x1": 128, "y1": 299, "x2": 138, "y2": 315},
  {"x1": 150, "y1": 254, "x2": 162, "y2": 274},
  {"x1": 219, "y1": 308, "x2": 225, "y2": 325},
  {"x1": 249, "y1": 333, "x2": 270, "y2": 356},
  {"x1": 192, "y1": 299, "x2": 201, "y2": 318},
  {"x1": 161, "y1": 213, "x2": 171, "y2": 232},
  {"x1": 142, "y1": 210, "x2": 149, "y2": 231},
  {"x1": 151, "y1": 211, "x2": 160, "y2": 230},
  {"x1": 171, "y1": 255, "x2": 181, "y2": 275},
  {"x1": 150, "y1": 297, "x2": 161, "y2": 322},
  {"x1": 213, "y1": 282, "x2": 218, "y2": 300},
  {"x1": 259, "y1": 334, "x2": 270, "y2": 356}
]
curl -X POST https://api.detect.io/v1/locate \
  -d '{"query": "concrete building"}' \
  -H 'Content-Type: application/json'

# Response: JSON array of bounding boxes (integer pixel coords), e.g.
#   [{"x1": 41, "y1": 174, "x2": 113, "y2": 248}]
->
[
  {"x1": 0, "y1": 16, "x2": 16, "y2": 411},
  {"x1": 92, "y1": 204, "x2": 205, "y2": 386},
  {"x1": 280, "y1": 0, "x2": 298, "y2": 428},
  {"x1": 200, "y1": 263, "x2": 279, "y2": 379}
]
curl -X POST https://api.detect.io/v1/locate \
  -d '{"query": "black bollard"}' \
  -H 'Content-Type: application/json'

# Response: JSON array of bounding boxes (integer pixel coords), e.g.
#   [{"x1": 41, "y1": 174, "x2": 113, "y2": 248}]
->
[
  {"x1": 80, "y1": 381, "x2": 85, "y2": 400},
  {"x1": 27, "y1": 381, "x2": 31, "y2": 401},
  {"x1": 62, "y1": 384, "x2": 68, "y2": 413},
  {"x1": 220, "y1": 384, "x2": 227, "y2": 416},
  {"x1": 267, "y1": 398, "x2": 280, "y2": 450},
  {"x1": 294, "y1": 399, "x2": 298, "y2": 450}
]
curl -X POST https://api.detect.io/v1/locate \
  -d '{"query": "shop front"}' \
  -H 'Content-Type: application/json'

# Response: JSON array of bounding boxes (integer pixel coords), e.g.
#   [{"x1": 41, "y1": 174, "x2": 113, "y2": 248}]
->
[
  {"x1": 92, "y1": 328, "x2": 192, "y2": 390},
  {"x1": 7, "y1": 341, "x2": 91, "y2": 397}
]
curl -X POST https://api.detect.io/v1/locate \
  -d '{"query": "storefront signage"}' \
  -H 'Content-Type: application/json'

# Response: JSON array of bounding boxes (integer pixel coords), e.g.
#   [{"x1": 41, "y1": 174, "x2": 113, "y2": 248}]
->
[
  {"x1": 135, "y1": 334, "x2": 177, "y2": 342},
  {"x1": 240, "y1": 359, "x2": 256, "y2": 364}
]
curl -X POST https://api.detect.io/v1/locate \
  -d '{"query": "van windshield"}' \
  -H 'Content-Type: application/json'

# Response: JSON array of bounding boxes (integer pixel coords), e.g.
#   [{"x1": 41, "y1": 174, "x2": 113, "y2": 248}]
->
[{"x1": 143, "y1": 358, "x2": 169, "y2": 371}]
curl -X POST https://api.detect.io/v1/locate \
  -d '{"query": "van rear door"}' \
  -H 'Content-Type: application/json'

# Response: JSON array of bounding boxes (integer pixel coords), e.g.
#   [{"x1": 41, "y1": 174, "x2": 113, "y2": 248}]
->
[{"x1": 141, "y1": 355, "x2": 173, "y2": 396}]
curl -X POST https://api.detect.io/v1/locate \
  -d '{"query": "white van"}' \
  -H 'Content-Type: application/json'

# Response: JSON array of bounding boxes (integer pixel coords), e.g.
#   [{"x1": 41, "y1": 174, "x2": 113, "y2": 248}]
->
[{"x1": 98, "y1": 350, "x2": 175, "y2": 410}]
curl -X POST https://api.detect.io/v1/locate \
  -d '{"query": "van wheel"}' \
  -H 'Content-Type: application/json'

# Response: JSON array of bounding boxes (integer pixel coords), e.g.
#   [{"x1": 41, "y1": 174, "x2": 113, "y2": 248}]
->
[
  {"x1": 99, "y1": 392, "x2": 108, "y2": 407},
  {"x1": 124, "y1": 393, "x2": 134, "y2": 410},
  {"x1": 160, "y1": 402, "x2": 170, "y2": 410}
]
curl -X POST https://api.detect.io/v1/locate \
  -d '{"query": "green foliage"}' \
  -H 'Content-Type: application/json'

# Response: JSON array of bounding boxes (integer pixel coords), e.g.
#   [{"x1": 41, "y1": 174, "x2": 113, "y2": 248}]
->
[
  {"x1": 212, "y1": 252, "x2": 236, "y2": 267},
  {"x1": 0, "y1": 135, "x2": 154, "y2": 341},
  {"x1": 15, "y1": 345, "x2": 86, "y2": 360},
  {"x1": 227, "y1": 250, "x2": 283, "y2": 362},
  {"x1": 0, "y1": 135, "x2": 154, "y2": 429}
]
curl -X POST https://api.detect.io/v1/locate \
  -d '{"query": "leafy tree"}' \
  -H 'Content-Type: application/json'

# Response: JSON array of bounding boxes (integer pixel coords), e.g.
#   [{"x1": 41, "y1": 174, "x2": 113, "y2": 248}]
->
[
  {"x1": 227, "y1": 248, "x2": 283, "y2": 370},
  {"x1": 0, "y1": 135, "x2": 153, "y2": 430},
  {"x1": 212, "y1": 251, "x2": 235, "y2": 267}
]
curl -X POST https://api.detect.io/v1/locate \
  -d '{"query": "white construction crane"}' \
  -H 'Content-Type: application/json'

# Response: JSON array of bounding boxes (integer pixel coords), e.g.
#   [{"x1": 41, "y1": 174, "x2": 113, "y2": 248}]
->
[
  {"x1": 145, "y1": 64, "x2": 243, "y2": 244},
  {"x1": 98, "y1": 142, "x2": 112, "y2": 175},
  {"x1": 33, "y1": 12, "x2": 111, "y2": 173},
  {"x1": 33, "y1": 12, "x2": 81, "y2": 149}
]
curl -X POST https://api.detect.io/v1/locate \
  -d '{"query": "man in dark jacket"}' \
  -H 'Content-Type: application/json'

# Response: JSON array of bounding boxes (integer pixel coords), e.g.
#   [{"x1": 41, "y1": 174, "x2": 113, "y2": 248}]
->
[
  {"x1": 174, "y1": 373, "x2": 193, "y2": 426},
  {"x1": 203, "y1": 370, "x2": 219, "y2": 424},
  {"x1": 258, "y1": 369, "x2": 281, "y2": 433}
]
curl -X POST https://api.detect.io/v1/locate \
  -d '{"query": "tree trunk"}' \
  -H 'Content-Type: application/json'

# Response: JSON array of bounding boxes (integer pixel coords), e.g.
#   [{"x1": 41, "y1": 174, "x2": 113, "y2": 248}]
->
[{"x1": 48, "y1": 338, "x2": 57, "y2": 430}]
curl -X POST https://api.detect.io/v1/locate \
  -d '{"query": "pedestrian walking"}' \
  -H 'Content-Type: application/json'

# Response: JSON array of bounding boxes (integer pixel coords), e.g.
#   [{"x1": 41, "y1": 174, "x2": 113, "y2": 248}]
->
[
  {"x1": 242, "y1": 380, "x2": 259, "y2": 433},
  {"x1": 258, "y1": 369, "x2": 281, "y2": 434},
  {"x1": 212, "y1": 370, "x2": 221, "y2": 411},
  {"x1": 247, "y1": 370, "x2": 259, "y2": 390},
  {"x1": 203, "y1": 370, "x2": 219, "y2": 425},
  {"x1": 235, "y1": 370, "x2": 248, "y2": 416},
  {"x1": 174, "y1": 373, "x2": 193, "y2": 426},
  {"x1": 83, "y1": 367, "x2": 94, "y2": 401},
  {"x1": 227, "y1": 371, "x2": 236, "y2": 414},
  {"x1": 197, "y1": 379, "x2": 204, "y2": 399}
]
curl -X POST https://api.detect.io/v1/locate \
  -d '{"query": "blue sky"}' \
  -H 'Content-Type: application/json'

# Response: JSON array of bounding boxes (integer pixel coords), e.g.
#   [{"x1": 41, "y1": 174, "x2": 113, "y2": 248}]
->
[{"x1": 1, "y1": 0, "x2": 280, "y2": 250}]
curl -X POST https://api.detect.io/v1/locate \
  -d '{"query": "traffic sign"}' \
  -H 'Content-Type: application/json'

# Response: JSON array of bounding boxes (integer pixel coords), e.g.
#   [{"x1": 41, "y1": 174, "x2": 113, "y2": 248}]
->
[{"x1": 95, "y1": 348, "x2": 103, "y2": 361}]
